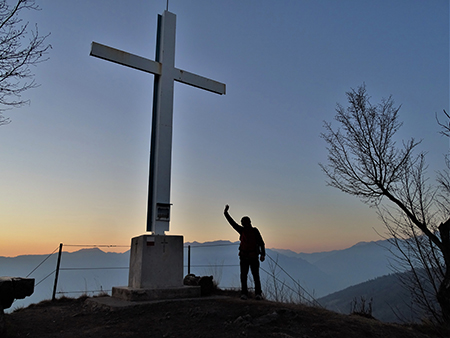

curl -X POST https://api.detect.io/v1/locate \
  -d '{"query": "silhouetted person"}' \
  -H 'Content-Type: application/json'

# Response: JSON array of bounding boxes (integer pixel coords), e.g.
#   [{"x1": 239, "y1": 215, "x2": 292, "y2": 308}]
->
[{"x1": 224, "y1": 204, "x2": 265, "y2": 300}]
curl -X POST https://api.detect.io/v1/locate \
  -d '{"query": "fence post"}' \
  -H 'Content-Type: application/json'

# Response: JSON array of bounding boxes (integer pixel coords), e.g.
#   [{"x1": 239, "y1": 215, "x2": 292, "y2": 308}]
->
[
  {"x1": 52, "y1": 243, "x2": 63, "y2": 301},
  {"x1": 188, "y1": 245, "x2": 191, "y2": 275}
]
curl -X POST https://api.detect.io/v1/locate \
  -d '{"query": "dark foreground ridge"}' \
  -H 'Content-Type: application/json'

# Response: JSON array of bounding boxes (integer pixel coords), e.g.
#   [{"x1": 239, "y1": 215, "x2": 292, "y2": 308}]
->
[{"x1": 4, "y1": 291, "x2": 449, "y2": 338}]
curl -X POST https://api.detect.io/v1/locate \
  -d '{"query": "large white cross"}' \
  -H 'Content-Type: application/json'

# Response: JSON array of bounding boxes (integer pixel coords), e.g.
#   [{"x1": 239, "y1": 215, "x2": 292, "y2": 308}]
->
[{"x1": 90, "y1": 10, "x2": 226, "y2": 235}]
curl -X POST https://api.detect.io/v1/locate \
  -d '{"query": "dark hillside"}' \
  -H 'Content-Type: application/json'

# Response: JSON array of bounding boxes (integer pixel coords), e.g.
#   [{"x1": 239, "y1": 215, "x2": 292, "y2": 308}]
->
[
  {"x1": 4, "y1": 294, "x2": 448, "y2": 338},
  {"x1": 318, "y1": 273, "x2": 434, "y2": 323}
]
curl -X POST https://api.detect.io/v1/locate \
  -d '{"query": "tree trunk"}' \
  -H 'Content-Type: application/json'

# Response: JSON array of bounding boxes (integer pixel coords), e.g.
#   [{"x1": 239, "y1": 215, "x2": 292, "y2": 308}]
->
[
  {"x1": 437, "y1": 270, "x2": 450, "y2": 323},
  {"x1": 438, "y1": 219, "x2": 450, "y2": 323}
]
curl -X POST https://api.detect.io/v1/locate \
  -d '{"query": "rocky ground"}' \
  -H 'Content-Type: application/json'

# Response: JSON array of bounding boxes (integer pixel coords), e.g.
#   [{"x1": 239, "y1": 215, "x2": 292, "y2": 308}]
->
[{"x1": 3, "y1": 291, "x2": 449, "y2": 338}]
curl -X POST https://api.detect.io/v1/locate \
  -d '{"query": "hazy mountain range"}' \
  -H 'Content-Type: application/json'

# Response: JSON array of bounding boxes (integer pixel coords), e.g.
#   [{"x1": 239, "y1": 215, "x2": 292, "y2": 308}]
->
[{"x1": 1, "y1": 239, "x2": 416, "y2": 322}]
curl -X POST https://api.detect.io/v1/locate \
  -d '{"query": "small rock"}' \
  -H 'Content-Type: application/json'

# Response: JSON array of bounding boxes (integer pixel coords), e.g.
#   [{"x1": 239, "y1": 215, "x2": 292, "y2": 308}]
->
[
  {"x1": 233, "y1": 314, "x2": 252, "y2": 326},
  {"x1": 254, "y1": 311, "x2": 279, "y2": 325}
]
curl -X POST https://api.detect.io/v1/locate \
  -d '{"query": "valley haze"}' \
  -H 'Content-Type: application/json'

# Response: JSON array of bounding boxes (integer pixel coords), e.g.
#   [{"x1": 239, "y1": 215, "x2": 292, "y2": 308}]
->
[{"x1": 1, "y1": 238, "x2": 416, "y2": 322}]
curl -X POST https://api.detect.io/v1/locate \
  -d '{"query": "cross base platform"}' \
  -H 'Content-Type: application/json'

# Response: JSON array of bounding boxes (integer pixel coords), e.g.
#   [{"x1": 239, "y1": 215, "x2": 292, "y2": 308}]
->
[{"x1": 112, "y1": 285, "x2": 201, "y2": 302}]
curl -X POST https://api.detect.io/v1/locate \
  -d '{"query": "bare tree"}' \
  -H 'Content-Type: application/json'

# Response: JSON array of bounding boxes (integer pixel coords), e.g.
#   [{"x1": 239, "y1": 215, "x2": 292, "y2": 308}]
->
[
  {"x1": 436, "y1": 109, "x2": 450, "y2": 138},
  {"x1": 0, "y1": 0, "x2": 50, "y2": 126},
  {"x1": 320, "y1": 84, "x2": 450, "y2": 323}
]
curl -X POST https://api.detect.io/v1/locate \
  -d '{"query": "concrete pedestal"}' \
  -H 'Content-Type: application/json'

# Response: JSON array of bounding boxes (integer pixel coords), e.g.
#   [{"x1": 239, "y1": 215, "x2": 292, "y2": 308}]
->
[
  {"x1": 112, "y1": 234, "x2": 200, "y2": 301},
  {"x1": 128, "y1": 234, "x2": 183, "y2": 288}
]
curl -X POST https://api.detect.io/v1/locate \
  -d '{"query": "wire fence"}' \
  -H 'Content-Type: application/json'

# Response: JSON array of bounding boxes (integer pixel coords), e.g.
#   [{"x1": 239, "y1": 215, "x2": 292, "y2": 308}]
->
[{"x1": 23, "y1": 241, "x2": 321, "y2": 307}]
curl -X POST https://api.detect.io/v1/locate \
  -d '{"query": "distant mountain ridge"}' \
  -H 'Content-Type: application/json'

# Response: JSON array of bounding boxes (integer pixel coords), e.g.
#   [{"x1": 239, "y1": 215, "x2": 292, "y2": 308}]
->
[
  {"x1": 271, "y1": 247, "x2": 340, "y2": 264},
  {"x1": 185, "y1": 240, "x2": 238, "y2": 246}
]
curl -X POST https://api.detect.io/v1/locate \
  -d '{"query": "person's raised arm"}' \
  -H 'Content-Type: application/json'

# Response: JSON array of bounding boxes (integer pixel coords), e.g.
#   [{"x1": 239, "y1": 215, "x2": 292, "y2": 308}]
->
[{"x1": 224, "y1": 204, "x2": 242, "y2": 233}]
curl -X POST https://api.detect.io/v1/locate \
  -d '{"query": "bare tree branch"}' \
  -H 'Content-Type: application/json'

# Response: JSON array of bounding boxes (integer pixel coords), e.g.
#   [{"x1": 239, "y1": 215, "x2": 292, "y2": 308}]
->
[
  {"x1": 436, "y1": 110, "x2": 450, "y2": 138},
  {"x1": 0, "y1": 0, "x2": 50, "y2": 126}
]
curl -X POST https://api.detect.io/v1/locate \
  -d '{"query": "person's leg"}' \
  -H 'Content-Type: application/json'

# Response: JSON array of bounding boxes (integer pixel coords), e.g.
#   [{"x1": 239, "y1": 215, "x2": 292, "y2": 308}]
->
[
  {"x1": 240, "y1": 257, "x2": 250, "y2": 297},
  {"x1": 250, "y1": 258, "x2": 262, "y2": 296}
]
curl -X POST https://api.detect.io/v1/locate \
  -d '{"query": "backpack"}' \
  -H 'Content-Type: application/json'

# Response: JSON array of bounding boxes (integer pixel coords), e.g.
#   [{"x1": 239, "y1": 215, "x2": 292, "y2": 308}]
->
[{"x1": 239, "y1": 227, "x2": 260, "y2": 257}]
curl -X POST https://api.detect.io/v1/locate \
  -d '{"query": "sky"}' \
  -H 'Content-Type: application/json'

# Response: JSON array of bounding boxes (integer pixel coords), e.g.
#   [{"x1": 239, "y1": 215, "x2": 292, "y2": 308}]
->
[{"x1": 0, "y1": 0, "x2": 448, "y2": 257}]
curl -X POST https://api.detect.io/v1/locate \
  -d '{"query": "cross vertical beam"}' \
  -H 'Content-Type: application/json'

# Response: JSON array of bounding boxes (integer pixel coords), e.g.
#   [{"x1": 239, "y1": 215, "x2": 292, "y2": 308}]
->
[{"x1": 148, "y1": 11, "x2": 176, "y2": 235}]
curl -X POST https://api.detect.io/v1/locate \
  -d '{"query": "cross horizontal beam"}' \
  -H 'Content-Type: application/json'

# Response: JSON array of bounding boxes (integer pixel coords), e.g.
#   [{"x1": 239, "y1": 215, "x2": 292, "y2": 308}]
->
[
  {"x1": 91, "y1": 42, "x2": 161, "y2": 75},
  {"x1": 174, "y1": 69, "x2": 226, "y2": 95},
  {"x1": 90, "y1": 42, "x2": 226, "y2": 95}
]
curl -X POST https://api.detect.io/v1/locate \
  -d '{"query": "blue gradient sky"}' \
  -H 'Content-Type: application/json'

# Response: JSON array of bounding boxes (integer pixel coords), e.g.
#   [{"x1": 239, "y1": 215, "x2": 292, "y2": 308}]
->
[{"x1": 0, "y1": 0, "x2": 448, "y2": 256}]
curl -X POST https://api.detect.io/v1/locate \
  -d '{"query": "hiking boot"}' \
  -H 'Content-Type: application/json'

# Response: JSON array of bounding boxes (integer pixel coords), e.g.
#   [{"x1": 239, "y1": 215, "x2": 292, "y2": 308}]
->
[
  {"x1": 255, "y1": 295, "x2": 263, "y2": 300},
  {"x1": 240, "y1": 294, "x2": 248, "y2": 300}
]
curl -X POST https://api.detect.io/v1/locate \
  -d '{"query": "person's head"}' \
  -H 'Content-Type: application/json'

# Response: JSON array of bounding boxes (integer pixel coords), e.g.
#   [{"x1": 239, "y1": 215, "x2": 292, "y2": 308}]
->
[{"x1": 241, "y1": 216, "x2": 251, "y2": 227}]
